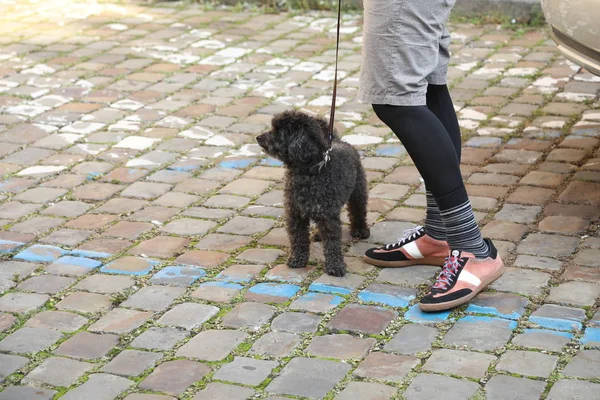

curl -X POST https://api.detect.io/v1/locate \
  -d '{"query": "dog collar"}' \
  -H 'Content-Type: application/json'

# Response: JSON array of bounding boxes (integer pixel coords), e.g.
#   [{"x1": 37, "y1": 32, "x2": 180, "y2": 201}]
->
[{"x1": 315, "y1": 147, "x2": 332, "y2": 173}]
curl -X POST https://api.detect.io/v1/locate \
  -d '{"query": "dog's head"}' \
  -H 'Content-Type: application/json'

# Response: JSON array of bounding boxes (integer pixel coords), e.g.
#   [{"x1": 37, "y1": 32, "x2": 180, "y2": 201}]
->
[{"x1": 256, "y1": 110, "x2": 330, "y2": 168}]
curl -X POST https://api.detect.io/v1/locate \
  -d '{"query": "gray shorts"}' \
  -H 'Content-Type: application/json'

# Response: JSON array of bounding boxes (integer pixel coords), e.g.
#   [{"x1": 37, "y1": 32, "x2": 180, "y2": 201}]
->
[{"x1": 358, "y1": 0, "x2": 456, "y2": 106}]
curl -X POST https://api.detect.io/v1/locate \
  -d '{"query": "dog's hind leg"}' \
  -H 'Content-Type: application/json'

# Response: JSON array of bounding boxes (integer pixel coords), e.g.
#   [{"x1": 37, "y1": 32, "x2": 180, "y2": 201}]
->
[
  {"x1": 286, "y1": 210, "x2": 310, "y2": 269},
  {"x1": 315, "y1": 215, "x2": 346, "y2": 277},
  {"x1": 347, "y1": 168, "x2": 370, "y2": 240}
]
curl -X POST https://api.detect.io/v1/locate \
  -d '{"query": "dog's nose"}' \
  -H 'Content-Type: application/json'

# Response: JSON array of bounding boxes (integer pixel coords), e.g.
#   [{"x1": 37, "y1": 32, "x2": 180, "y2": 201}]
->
[{"x1": 256, "y1": 134, "x2": 265, "y2": 145}]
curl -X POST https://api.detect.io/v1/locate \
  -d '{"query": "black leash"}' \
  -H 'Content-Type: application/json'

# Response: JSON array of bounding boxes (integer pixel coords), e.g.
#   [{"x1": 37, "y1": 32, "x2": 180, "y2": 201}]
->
[{"x1": 321, "y1": 0, "x2": 342, "y2": 169}]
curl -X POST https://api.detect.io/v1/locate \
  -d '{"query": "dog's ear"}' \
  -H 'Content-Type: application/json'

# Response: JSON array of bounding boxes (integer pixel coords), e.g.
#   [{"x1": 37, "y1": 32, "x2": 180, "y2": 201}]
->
[{"x1": 286, "y1": 115, "x2": 329, "y2": 166}]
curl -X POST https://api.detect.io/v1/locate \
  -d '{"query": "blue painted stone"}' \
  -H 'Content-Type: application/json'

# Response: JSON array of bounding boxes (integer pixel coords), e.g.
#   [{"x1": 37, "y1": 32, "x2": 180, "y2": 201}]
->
[
  {"x1": 86, "y1": 172, "x2": 102, "y2": 180},
  {"x1": 466, "y1": 293, "x2": 528, "y2": 321},
  {"x1": 358, "y1": 289, "x2": 414, "y2": 308},
  {"x1": 308, "y1": 282, "x2": 352, "y2": 296},
  {"x1": 261, "y1": 158, "x2": 284, "y2": 167},
  {"x1": 53, "y1": 256, "x2": 102, "y2": 269},
  {"x1": 529, "y1": 316, "x2": 583, "y2": 332},
  {"x1": 14, "y1": 245, "x2": 67, "y2": 262},
  {"x1": 581, "y1": 327, "x2": 600, "y2": 347},
  {"x1": 167, "y1": 160, "x2": 204, "y2": 172},
  {"x1": 100, "y1": 257, "x2": 159, "y2": 276},
  {"x1": 150, "y1": 265, "x2": 206, "y2": 286},
  {"x1": 405, "y1": 304, "x2": 451, "y2": 323},
  {"x1": 374, "y1": 144, "x2": 407, "y2": 157},
  {"x1": 69, "y1": 249, "x2": 112, "y2": 259},
  {"x1": 467, "y1": 304, "x2": 521, "y2": 320},
  {"x1": 289, "y1": 292, "x2": 345, "y2": 313},
  {"x1": 0, "y1": 240, "x2": 25, "y2": 254},
  {"x1": 465, "y1": 136, "x2": 502, "y2": 148},
  {"x1": 219, "y1": 158, "x2": 257, "y2": 169},
  {"x1": 247, "y1": 283, "x2": 300, "y2": 298},
  {"x1": 529, "y1": 304, "x2": 586, "y2": 332}
]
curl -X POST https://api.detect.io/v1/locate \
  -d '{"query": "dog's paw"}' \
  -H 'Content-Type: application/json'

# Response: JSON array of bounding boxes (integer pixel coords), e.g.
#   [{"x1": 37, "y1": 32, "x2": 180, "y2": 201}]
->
[
  {"x1": 325, "y1": 262, "x2": 347, "y2": 277},
  {"x1": 287, "y1": 256, "x2": 308, "y2": 269},
  {"x1": 312, "y1": 232, "x2": 322, "y2": 242},
  {"x1": 351, "y1": 227, "x2": 370, "y2": 240}
]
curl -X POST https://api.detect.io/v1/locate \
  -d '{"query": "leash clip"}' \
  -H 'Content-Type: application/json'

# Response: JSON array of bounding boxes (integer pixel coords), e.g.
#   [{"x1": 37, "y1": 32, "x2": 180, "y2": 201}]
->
[{"x1": 317, "y1": 147, "x2": 332, "y2": 172}]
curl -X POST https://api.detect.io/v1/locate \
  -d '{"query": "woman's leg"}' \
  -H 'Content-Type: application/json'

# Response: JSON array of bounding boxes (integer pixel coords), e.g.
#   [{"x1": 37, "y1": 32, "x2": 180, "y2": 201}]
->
[
  {"x1": 372, "y1": 103, "x2": 489, "y2": 258},
  {"x1": 423, "y1": 84, "x2": 462, "y2": 242}
]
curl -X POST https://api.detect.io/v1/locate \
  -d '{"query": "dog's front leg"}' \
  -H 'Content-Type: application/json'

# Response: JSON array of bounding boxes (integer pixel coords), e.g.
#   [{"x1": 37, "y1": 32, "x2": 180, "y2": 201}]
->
[
  {"x1": 286, "y1": 210, "x2": 310, "y2": 269},
  {"x1": 315, "y1": 215, "x2": 346, "y2": 277}
]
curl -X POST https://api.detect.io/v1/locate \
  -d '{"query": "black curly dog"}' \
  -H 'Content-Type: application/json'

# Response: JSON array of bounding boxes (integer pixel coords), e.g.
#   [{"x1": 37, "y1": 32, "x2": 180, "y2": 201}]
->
[{"x1": 256, "y1": 110, "x2": 370, "y2": 276}]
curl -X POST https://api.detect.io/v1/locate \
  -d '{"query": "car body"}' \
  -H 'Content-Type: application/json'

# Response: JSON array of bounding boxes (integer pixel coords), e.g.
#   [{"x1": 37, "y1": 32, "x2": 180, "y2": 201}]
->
[{"x1": 541, "y1": 0, "x2": 600, "y2": 76}]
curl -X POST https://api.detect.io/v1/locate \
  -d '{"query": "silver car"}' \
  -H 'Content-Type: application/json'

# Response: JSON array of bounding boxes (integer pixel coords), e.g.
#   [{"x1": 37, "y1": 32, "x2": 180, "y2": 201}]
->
[{"x1": 542, "y1": 0, "x2": 600, "y2": 76}]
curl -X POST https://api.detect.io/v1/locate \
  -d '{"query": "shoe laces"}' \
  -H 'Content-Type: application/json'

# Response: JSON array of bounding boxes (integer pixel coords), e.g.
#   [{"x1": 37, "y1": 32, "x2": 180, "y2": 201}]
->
[
  {"x1": 384, "y1": 225, "x2": 424, "y2": 250},
  {"x1": 432, "y1": 253, "x2": 464, "y2": 290}
]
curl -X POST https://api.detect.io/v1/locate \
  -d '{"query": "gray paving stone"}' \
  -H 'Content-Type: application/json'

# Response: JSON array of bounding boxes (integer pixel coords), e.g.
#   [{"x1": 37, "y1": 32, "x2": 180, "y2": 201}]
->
[
  {"x1": 89, "y1": 308, "x2": 152, "y2": 334},
  {"x1": 0, "y1": 386, "x2": 56, "y2": 400},
  {"x1": 563, "y1": 350, "x2": 600, "y2": 378},
  {"x1": 250, "y1": 331, "x2": 302, "y2": 357},
  {"x1": 334, "y1": 382, "x2": 397, "y2": 400},
  {"x1": 517, "y1": 233, "x2": 579, "y2": 258},
  {"x1": 443, "y1": 316, "x2": 516, "y2": 351},
  {"x1": 0, "y1": 292, "x2": 49, "y2": 313},
  {"x1": 24, "y1": 357, "x2": 93, "y2": 387},
  {"x1": 512, "y1": 329, "x2": 573, "y2": 352},
  {"x1": 307, "y1": 334, "x2": 375, "y2": 360},
  {"x1": 489, "y1": 267, "x2": 551, "y2": 296},
  {"x1": 266, "y1": 357, "x2": 351, "y2": 399},
  {"x1": 62, "y1": 373, "x2": 133, "y2": 400},
  {"x1": 354, "y1": 352, "x2": 419, "y2": 382},
  {"x1": 423, "y1": 349, "x2": 495, "y2": 378},
  {"x1": 376, "y1": 265, "x2": 439, "y2": 286},
  {"x1": 55, "y1": 332, "x2": 119, "y2": 360},
  {"x1": 24, "y1": 310, "x2": 87, "y2": 332},
  {"x1": 213, "y1": 357, "x2": 278, "y2": 386},
  {"x1": 547, "y1": 281, "x2": 600, "y2": 306},
  {"x1": 495, "y1": 204, "x2": 542, "y2": 224},
  {"x1": 74, "y1": 274, "x2": 135, "y2": 294},
  {"x1": 192, "y1": 382, "x2": 255, "y2": 400},
  {"x1": 271, "y1": 312, "x2": 321, "y2": 333},
  {"x1": 513, "y1": 254, "x2": 563, "y2": 271},
  {"x1": 101, "y1": 350, "x2": 162, "y2": 377},
  {"x1": 328, "y1": 304, "x2": 397, "y2": 335},
  {"x1": 384, "y1": 324, "x2": 438, "y2": 355},
  {"x1": 222, "y1": 302, "x2": 276, "y2": 330},
  {"x1": 177, "y1": 330, "x2": 247, "y2": 361},
  {"x1": 404, "y1": 374, "x2": 479, "y2": 400},
  {"x1": 140, "y1": 360, "x2": 210, "y2": 395},
  {"x1": 124, "y1": 395, "x2": 175, "y2": 400},
  {"x1": 0, "y1": 354, "x2": 29, "y2": 382},
  {"x1": 157, "y1": 302, "x2": 219, "y2": 329},
  {"x1": 485, "y1": 375, "x2": 546, "y2": 400},
  {"x1": 547, "y1": 379, "x2": 600, "y2": 400},
  {"x1": 131, "y1": 327, "x2": 188, "y2": 350},
  {"x1": 121, "y1": 286, "x2": 185, "y2": 311},
  {"x1": 0, "y1": 314, "x2": 16, "y2": 332},
  {"x1": 0, "y1": 327, "x2": 62, "y2": 354},
  {"x1": 17, "y1": 275, "x2": 75, "y2": 294},
  {"x1": 56, "y1": 292, "x2": 112, "y2": 314},
  {"x1": 496, "y1": 350, "x2": 558, "y2": 378}
]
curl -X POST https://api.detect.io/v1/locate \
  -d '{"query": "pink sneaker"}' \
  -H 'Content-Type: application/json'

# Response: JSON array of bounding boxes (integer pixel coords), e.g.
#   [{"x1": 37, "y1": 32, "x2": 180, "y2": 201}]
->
[
  {"x1": 363, "y1": 226, "x2": 449, "y2": 268},
  {"x1": 419, "y1": 239, "x2": 505, "y2": 312}
]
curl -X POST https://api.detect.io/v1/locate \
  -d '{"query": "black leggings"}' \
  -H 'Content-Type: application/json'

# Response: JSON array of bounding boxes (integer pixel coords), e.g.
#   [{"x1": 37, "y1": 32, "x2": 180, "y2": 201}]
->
[{"x1": 373, "y1": 84, "x2": 463, "y2": 202}]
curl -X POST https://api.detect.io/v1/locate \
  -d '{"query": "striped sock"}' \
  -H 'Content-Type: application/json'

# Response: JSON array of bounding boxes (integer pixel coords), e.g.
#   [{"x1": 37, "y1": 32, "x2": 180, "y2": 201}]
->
[
  {"x1": 436, "y1": 186, "x2": 490, "y2": 259},
  {"x1": 424, "y1": 190, "x2": 447, "y2": 241}
]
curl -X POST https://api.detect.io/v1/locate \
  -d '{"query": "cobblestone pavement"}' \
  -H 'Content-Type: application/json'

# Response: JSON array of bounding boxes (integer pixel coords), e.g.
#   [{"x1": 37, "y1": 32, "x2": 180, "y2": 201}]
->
[{"x1": 1, "y1": 0, "x2": 600, "y2": 399}]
